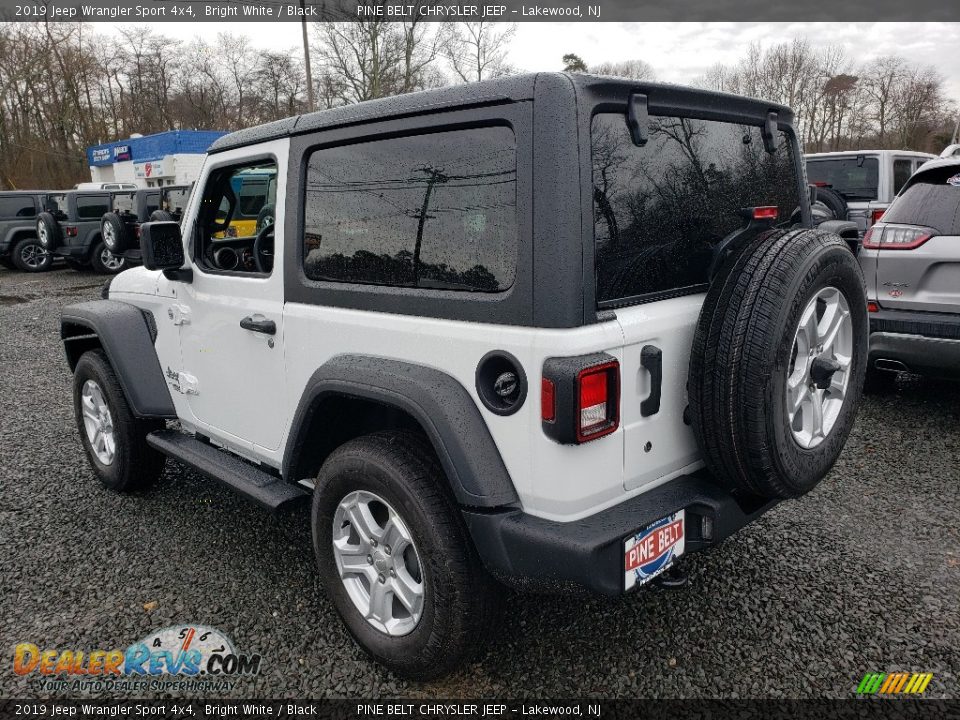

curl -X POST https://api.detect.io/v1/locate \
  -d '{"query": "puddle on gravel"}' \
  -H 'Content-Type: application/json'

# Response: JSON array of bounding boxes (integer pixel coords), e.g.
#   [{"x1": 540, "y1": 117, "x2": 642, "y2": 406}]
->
[{"x1": 0, "y1": 295, "x2": 29, "y2": 306}]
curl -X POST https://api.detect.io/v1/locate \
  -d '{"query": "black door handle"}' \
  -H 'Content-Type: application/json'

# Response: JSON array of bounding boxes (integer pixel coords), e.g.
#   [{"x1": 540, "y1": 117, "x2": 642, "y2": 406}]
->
[
  {"x1": 240, "y1": 316, "x2": 276, "y2": 335},
  {"x1": 640, "y1": 345, "x2": 662, "y2": 417}
]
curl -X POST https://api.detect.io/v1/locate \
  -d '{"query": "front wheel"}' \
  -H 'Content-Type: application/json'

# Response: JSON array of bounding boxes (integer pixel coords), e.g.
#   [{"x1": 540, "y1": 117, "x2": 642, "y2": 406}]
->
[
  {"x1": 312, "y1": 431, "x2": 500, "y2": 680},
  {"x1": 72, "y1": 350, "x2": 165, "y2": 491},
  {"x1": 90, "y1": 241, "x2": 127, "y2": 274}
]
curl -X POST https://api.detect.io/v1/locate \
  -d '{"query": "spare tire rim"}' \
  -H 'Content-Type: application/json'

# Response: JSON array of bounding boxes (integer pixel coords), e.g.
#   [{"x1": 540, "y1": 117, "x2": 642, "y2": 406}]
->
[
  {"x1": 332, "y1": 490, "x2": 424, "y2": 637},
  {"x1": 20, "y1": 243, "x2": 48, "y2": 269},
  {"x1": 102, "y1": 222, "x2": 116, "y2": 249},
  {"x1": 81, "y1": 379, "x2": 116, "y2": 465},
  {"x1": 787, "y1": 286, "x2": 852, "y2": 449},
  {"x1": 100, "y1": 248, "x2": 124, "y2": 271},
  {"x1": 37, "y1": 223, "x2": 49, "y2": 247}
]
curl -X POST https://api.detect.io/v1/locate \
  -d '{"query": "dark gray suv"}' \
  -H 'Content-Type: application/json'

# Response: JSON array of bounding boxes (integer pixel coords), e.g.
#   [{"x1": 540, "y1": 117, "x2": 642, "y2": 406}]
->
[
  {"x1": 0, "y1": 191, "x2": 52, "y2": 272},
  {"x1": 36, "y1": 191, "x2": 127, "y2": 274},
  {"x1": 860, "y1": 156, "x2": 960, "y2": 387}
]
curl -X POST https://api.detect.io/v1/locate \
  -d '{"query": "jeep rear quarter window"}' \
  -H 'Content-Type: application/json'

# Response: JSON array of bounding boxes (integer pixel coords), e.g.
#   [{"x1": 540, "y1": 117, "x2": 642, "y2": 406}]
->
[
  {"x1": 805, "y1": 156, "x2": 880, "y2": 201},
  {"x1": 111, "y1": 193, "x2": 135, "y2": 215},
  {"x1": 0, "y1": 195, "x2": 36, "y2": 218},
  {"x1": 593, "y1": 113, "x2": 800, "y2": 304},
  {"x1": 302, "y1": 126, "x2": 518, "y2": 292},
  {"x1": 77, "y1": 195, "x2": 109, "y2": 220},
  {"x1": 883, "y1": 166, "x2": 960, "y2": 235}
]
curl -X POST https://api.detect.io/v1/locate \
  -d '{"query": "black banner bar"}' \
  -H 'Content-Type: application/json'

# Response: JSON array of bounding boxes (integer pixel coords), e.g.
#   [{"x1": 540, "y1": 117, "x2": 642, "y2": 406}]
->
[
  {"x1": 0, "y1": 700, "x2": 956, "y2": 720},
  {"x1": 0, "y1": 0, "x2": 959, "y2": 22}
]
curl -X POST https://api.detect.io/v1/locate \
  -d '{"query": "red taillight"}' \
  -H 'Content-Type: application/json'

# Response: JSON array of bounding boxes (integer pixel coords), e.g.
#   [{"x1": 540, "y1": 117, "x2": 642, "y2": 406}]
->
[
  {"x1": 870, "y1": 208, "x2": 885, "y2": 225},
  {"x1": 64, "y1": 226, "x2": 78, "y2": 237},
  {"x1": 866, "y1": 224, "x2": 934, "y2": 250},
  {"x1": 812, "y1": 181, "x2": 829, "y2": 187},
  {"x1": 867, "y1": 301, "x2": 880, "y2": 313},
  {"x1": 576, "y1": 361, "x2": 619, "y2": 442},
  {"x1": 753, "y1": 206, "x2": 778, "y2": 221},
  {"x1": 541, "y1": 378, "x2": 555, "y2": 423},
  {"x1": 135, "y1": 226, "x2": 141, "y2": 238}
]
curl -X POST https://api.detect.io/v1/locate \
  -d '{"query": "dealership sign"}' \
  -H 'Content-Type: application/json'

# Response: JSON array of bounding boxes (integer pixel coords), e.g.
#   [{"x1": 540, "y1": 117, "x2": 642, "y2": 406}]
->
[
  {"x1": 134, "y1": 160, "x2": 166, "y2": 178},
  {"x1": 90, "y1": 148, "x2": 111, "y2": 164},
  {"x1": 113, "y1": 145, "x2": 131, "y2": 161}
]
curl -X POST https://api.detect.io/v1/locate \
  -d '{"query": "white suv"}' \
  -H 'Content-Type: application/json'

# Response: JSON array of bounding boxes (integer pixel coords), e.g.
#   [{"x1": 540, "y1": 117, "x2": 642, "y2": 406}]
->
[{"x1": 61, "y1": 74, "x2": 868, "y2": 678}]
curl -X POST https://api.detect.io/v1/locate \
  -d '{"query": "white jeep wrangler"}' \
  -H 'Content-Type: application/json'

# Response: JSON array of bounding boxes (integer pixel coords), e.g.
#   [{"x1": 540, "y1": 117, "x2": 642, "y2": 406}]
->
[{"x1": 61, "y1": 73, "x2": 868, "y2": 679}]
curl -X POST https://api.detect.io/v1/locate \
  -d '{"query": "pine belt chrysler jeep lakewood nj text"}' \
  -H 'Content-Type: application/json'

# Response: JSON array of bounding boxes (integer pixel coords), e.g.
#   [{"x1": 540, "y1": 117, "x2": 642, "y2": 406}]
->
[{"x1": 60, "y1": 73, "x2": 868, "y2": 679}]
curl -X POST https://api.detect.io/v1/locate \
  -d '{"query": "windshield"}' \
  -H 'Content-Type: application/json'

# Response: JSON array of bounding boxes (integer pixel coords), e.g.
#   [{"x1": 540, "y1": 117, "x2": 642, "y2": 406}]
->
[
  {"x1": 883, "y1": 166, "x2": 960, "y2": 235},
  {"x1": 805, "y1": 157, "x2": 879, "y2": 201}
]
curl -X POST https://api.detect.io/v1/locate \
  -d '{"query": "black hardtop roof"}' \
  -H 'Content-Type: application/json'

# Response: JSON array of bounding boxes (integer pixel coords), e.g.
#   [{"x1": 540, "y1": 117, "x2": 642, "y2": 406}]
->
[{"x1": 209, "y1": 72, "x2": 795, "y2": 154}]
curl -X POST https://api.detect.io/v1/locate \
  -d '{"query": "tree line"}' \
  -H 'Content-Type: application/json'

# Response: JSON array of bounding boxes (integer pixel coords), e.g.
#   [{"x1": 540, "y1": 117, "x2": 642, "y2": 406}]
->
[{"x1": 0, "y1": 21, "x2": 955, "y2": 190}]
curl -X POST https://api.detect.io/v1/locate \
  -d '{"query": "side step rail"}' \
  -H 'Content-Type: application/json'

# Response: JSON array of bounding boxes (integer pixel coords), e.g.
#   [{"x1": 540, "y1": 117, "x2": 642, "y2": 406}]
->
[{"x1": 147, "y1": 429, "x2": 308, "y2": 511}]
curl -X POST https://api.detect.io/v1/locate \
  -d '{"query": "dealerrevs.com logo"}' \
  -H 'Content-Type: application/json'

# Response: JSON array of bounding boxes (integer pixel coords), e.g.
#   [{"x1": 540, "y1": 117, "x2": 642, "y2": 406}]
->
[{"x1": 13, "y1": 625, "x2": 261, "y2": 693}]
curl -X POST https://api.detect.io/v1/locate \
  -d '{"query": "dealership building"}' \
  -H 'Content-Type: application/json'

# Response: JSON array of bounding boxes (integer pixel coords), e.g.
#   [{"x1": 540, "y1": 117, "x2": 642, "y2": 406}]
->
[{"x1": 86, "y1": 130, "x2": 226, "y2": 188}]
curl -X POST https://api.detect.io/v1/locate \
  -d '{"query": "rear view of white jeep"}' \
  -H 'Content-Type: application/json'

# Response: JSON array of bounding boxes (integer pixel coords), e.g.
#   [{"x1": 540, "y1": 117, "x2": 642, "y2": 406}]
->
[{"x1": 60, "y1": 73, "x2": 868, "y2": 679}]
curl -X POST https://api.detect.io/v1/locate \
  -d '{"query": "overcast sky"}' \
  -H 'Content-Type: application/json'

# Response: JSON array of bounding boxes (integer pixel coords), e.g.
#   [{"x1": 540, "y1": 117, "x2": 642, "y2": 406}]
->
[{"x1": 122, "y1": 21, "x2": 960, "y2": 101}]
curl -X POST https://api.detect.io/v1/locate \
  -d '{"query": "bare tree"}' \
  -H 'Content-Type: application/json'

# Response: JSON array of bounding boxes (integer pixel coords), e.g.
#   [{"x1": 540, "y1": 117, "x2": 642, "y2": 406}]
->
[
  {"x1": 590, "y1": 59, "x2": 656, "y2": 81},
  {"x1": 443, "y1": 21, "x2": 515, "y2": 82}
]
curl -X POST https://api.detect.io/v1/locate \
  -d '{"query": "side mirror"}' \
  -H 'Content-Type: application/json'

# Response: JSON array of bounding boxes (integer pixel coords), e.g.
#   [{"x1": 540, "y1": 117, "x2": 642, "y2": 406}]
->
[{"x1": 140, "y1": 221, "x2": 185, "y2": 271}]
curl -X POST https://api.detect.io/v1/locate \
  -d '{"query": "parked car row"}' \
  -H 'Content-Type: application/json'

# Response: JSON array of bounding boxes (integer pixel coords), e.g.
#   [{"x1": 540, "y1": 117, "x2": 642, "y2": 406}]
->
[{"x1": 0, "y1": 186, "x2": 191, "y2": 274}]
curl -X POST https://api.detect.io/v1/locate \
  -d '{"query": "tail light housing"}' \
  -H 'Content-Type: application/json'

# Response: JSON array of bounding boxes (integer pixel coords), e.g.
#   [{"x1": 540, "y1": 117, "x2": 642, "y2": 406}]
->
[
  {"x1": 870, "y1": 208, "x2": 885, "y2": 226},
  {"x1": 867, "y1": 301, "x2": 880, "y2": 313},
  {"x1": 863, "y1": 224, "x2": 935, "y2": 250},
  {"x1": 542, "y1": 354, "x2": 620, "y2": 444},
  {"x1": 64, "y1": 226, "x2": 78, "y2": 237}
]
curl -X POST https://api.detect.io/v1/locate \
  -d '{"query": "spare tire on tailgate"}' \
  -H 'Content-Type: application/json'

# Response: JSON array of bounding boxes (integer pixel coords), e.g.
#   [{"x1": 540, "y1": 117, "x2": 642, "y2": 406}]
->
[
  {"x1": 688, "y1": 228, "x2": 867, "y2": 499},
  {"x1": 814, "y1": 186, "x2": 848, "y2": 221}
]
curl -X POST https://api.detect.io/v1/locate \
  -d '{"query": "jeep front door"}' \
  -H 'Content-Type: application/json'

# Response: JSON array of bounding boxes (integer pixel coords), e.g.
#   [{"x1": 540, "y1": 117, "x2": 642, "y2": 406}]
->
[{"x1": 175, "y1": 150, "x2": 288, "y2": 457}]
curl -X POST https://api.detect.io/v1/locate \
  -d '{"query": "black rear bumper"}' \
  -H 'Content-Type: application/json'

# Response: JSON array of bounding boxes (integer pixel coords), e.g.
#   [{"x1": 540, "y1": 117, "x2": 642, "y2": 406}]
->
[
  {"x1": 868, "y1": 308, "x2": 960, "y2": 377},
  {"x1": 462, "y1": 472, "x2": 778, "y2": 597}
]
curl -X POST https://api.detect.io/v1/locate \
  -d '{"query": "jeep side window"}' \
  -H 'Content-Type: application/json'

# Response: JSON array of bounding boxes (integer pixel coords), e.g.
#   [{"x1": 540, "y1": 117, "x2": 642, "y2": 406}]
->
[
  {"x1": 77, "y1": 195, "x2": 109, "y2": 220},
  {"x1": 893, "y1": 159, "x2": 912, "y2": 195},
  {"x1": 0, "y1": 195, "x2": 36, "y2": 218},
  {"x1": 195, "y1": 160, "x2": 278, "y2": 274},
  {"x1": 145, "y1": 193, "x2": 161, "y2": 216},
  {"x1": 593, "y1": 113, "x2": 800, "y2": 305},
  {"x1": 302, "y1": 126, "x2": 518, "y2": 292}
]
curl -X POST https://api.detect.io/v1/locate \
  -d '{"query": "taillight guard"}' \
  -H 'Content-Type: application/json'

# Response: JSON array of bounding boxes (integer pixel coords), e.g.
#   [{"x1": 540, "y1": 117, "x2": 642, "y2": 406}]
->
[{"x1": 541, "y1": 353, "x2": 620, "y2": 445}]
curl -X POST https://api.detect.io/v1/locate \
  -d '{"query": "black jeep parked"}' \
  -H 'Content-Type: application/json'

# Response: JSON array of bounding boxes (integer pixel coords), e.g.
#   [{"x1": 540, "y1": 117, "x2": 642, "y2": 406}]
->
[
  {"x1": 36, "y1": 191, "x2": 127, "y2": 274},
  {"x1": 99, "y1": 186, "x2": 191, "y2": 258},
  {"x1": 0, "y1": 191, "x2": 53, "y2": 272}
]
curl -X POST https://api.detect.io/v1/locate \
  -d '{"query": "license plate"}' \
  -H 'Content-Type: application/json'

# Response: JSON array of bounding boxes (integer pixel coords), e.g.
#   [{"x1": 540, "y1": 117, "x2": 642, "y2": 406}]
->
[{"x1": 624, "y1": 510, "x2": 685, "y2": 591}]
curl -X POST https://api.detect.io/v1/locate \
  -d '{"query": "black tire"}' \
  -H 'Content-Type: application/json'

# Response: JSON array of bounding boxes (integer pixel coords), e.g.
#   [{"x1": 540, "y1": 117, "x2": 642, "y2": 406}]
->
[
  {"x1": 72, "y1": 349, "x2": 165, "y2": 492},
  {"x1": 89, "y1": 241, "x2": 127, "y2": 274},
  {"x1": 256, "y1": 204, "x2": 275, "y2": 233},
  {"x1": 36, "y1": 212, "x2": 62, "y2": 250},
  {"x1": 863, "y1": 366, "x2": 898, "y2": 395},
  {"x1": 688, "y1": 228, "x2": 868, "y2": 499},
  {"x1": 100, "y1": 212, "x2": 129, "y2": 253},
  {"x1": 312, "y1": 431, "x2": 500, "y2": 680},
  {"x1": 149, "y1": 210, "x2": 174, "y2": 222},
  {"x1": 11, "y1": 237, "x2": 52, "y2": 272},
  {"x1": 815, "y1": 187, "x2": 849, "y2": 221}
]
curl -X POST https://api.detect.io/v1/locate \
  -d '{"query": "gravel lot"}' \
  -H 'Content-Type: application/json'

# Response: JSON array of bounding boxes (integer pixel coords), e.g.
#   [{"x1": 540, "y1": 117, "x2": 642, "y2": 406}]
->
[{"x1": 1, "y1": 266, "x2": 958, "y2": 700}]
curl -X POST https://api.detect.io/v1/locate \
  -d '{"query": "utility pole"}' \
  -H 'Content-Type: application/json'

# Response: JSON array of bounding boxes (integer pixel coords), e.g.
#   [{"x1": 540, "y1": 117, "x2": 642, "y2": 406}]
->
[
  {"x1": 301, "y1": 0, "x2": 315, "y2": 113},
  {"x1": 411, "y1": 166, "x2": 448, "y2": 284}
]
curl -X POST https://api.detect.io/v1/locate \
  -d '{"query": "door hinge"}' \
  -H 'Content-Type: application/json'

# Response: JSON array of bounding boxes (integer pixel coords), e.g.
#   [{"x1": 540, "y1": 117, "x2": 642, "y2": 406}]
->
[
  {"x1": 167, "y1": 303, "x2": 191, "y2": 326},
  {"x1": 165, "y1": 367, "x2": 199, "y2": 395}
]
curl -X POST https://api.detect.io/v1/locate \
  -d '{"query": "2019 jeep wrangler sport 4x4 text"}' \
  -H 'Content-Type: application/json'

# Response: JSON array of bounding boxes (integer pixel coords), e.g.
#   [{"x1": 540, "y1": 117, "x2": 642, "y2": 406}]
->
[{"x1": 60, "y1": 73, "x2": 868, "y2": 679}]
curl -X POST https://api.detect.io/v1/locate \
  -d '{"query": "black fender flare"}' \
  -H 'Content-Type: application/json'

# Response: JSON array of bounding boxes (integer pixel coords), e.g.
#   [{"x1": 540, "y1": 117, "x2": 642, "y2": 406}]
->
[
  {"x1": 282, "y1": 355, "x2": 520, "y2": 509},
  {"x1": 61, "y1": 300, "x2": 176, "y2": 418}
]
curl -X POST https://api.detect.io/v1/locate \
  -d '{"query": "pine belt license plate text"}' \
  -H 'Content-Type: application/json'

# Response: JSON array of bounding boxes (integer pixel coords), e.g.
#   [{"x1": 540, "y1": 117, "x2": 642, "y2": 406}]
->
[{"x1": 624, "y1": 510, "x2": 685, "y2": 590}]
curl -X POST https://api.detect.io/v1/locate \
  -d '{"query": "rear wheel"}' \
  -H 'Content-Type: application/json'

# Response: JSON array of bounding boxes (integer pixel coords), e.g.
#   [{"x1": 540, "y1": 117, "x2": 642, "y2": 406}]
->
[
  {"x1": 312, "y1": 431, "x2": 499, "y2": 680},
  {"x1": 90, "y1": 241, "x2": 126, "y2": 274},
  {"x1": 688, "y1": 228, "x2": 868, "y2": 499},
  {"x1": 72, "y1": 350, "x2": 165, "y2": 492},
  {"x1": 11, "y1": 237, "x2": 51, "y2": 272}
]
